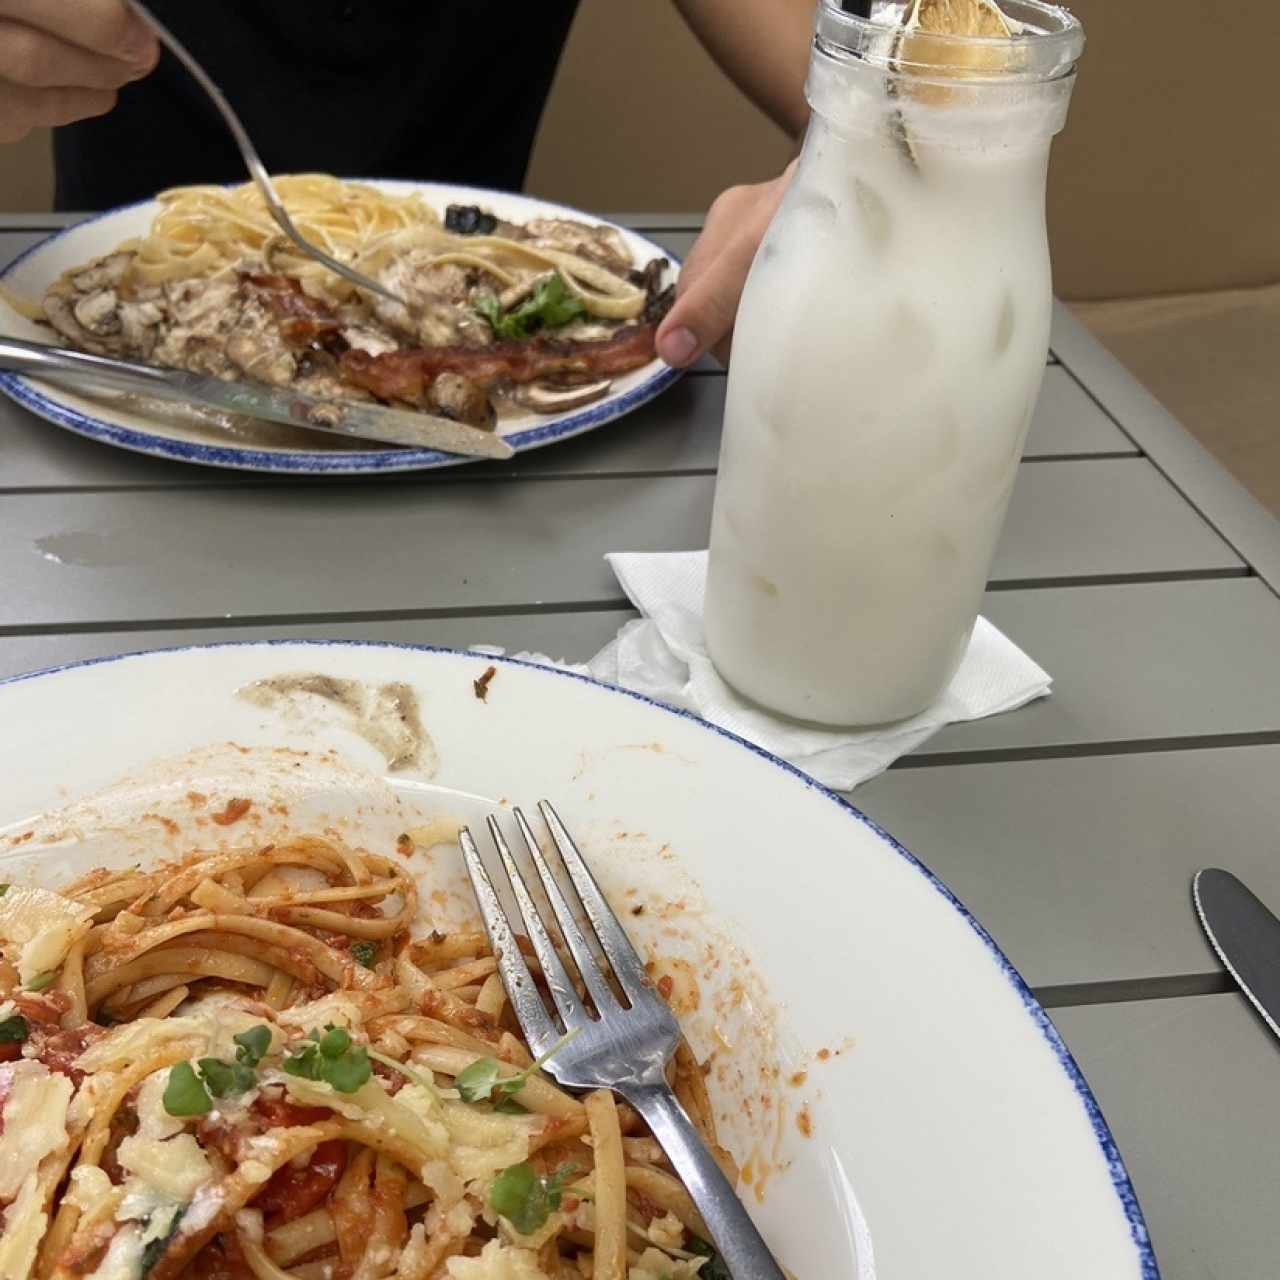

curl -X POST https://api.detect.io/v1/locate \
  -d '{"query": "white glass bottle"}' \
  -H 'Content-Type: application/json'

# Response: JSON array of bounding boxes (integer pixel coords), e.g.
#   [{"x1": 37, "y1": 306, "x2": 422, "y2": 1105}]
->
[{"x1": 704, "y1": 0, "x2": 1084, "y2": 725}]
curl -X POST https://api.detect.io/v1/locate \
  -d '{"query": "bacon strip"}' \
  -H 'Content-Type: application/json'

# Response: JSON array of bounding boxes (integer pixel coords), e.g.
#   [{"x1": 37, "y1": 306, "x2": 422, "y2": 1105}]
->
[
  {"x1": 242, "y1": 273, "x2": 335, "y2": 324},
  {"x1": 339, "y1": 324, "x2": 659, "y2": 404},
  {"x1": 242, "y1": 273, "x2": 346, "y2": 351},
  {"x1": 239, "y1": 272, "x2": 660, "y2": 405}
]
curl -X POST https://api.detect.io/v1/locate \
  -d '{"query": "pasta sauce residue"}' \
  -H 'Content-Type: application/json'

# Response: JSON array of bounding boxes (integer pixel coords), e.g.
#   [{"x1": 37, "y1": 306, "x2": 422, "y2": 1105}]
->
[{"x1": 238, "y1": 672, "x2": 437, "y2": 775}]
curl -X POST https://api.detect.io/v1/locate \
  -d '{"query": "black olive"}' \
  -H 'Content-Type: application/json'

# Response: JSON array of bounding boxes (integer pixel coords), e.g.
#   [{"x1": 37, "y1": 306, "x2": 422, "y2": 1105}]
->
[{"x1": 445, "y1": 205, "x2": 498, "y2": 236}]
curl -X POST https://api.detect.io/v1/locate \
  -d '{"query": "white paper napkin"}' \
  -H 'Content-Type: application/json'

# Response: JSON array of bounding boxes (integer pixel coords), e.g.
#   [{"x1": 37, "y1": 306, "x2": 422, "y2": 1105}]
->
[{"x1": 485, "y1": 550, "x2": 1051, "y2": 790}]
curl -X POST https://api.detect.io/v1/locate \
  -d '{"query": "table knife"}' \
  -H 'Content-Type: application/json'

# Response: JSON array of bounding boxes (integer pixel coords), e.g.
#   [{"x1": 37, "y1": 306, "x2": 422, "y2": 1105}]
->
[
  {"x1": 1193, "y1": 868, "x2": 1280, "y2": 1037},
  {"x1": 0, "y1": 335, "x2": 514, "y2": 460}
]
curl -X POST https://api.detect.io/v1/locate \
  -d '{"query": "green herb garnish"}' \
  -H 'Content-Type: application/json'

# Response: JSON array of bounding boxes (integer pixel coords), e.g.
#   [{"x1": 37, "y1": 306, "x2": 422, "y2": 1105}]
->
[
  {"x1": 475, "y1": 273, "x2": 584, "y2": 341},
  {"x1": 456, "y1": 1028, "x2": 577, "y2": 1106},
  {"x1": 284, "y1": 1025, "x2": 371, "y2": 1093},
  {"x1": 351, "y1": 941, "x2": 378, "y2": 969},
  {"x1": 140, "y1": 1206, "x2": 184, "y2": 1277},
  {"x1": 163, "y1": 1026, "x2": 271, "y2": 1111},
  {"x1": 0, "y1": 1015, "x2": 28, "y2": 1043},
  {"x1": 489, "y1": 1162, "x2": 579, "y2": 1235},
  {"x1": 454, "y1": 1056, "x2": 505, "y2": 1103},
  {"x1": 162, "y1": 1061, "x2": 212, "y2": 1116},
  {"x1": 0, "y1": 884, "x2": 8, "y2": 896},
  {"x1": 688, "y1": 1238, "x2": 731, "y2": 1280},
  {"x1": 233, "y1": 1025, "x2": 272, "y2": 1067},
  {"x1": 197, "y1": 1057, "x2": 256, "y2": 1098},
  {"x1": 26, "y1": 972, "x2": 55, "y2": 992}
]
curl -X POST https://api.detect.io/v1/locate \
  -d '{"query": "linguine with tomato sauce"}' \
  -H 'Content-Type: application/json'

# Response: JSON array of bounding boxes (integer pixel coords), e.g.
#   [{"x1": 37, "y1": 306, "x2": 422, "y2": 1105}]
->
[{"x1": 0, "y1": 838, "x2": 733, "y2": 1280}]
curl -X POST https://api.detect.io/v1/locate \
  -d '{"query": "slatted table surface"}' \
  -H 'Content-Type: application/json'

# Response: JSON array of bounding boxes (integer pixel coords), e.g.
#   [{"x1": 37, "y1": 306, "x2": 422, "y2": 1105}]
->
[{"x1": 4, "y1": 211, "x2": 1280, "y2": 1279}]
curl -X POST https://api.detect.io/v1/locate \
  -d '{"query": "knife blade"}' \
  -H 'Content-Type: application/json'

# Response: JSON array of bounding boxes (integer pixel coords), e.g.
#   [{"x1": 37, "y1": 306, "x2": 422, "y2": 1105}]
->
[
  {"x1": 1193, "y1": 868, "x2": 1280, "y2": 1037},
  {"x1": 0, "y1": 335, "x2": 514, "y2": 460}
]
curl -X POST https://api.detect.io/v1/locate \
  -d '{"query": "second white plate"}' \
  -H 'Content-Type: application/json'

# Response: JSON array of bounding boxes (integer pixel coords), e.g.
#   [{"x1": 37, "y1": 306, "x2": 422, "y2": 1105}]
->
[{"x1": 0, "y1": 183, "x2": 684, "y2": 474}]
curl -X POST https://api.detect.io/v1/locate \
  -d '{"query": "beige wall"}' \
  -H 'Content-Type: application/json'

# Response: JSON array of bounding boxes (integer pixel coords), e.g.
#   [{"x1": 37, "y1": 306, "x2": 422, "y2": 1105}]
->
[
  {"x1": 1046, "y1": 0, "x2": 1280, "y2": 301},
  {"x1": 4, "y1": 1, "x2": 1277, "y2": 302}
]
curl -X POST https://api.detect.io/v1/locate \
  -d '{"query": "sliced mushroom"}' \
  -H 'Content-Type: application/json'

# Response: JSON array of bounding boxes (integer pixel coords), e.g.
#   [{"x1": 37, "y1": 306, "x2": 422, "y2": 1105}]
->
[
  {"x1": 118, "y1": 301, "x2": 165, "y2": 358},
  {"x1": 643, "y1": 283, "x2": 675, "y2": 325},
  {"x1": 428, "y1": 371, "x2": 497, "y2": 431},
  {"x1": 164, "y1": 277, "x2": 239, "y2": 327},
  {"x1": 515, "y1": 378, "x2": 613, "y2": 414},
  {"x1": 70, "y1": 252, "x2": 132, "y2": 294},
  {"x1": 523, "y1": 219, "x2": 632, "y2": 275},
  {"x1": 550, "y1": 319, "x2": 617, "y2": 343},
  {"x1": 73, "y1": 289, "x2": 121, "y2": 336},
  {"x1": 225, "y1": 330, "x2": 296, "y2": 387},
  {"x1": 179, "y1": 336, "x2": 239, "y2": 380},
  {"x1": 41, "y1": 292, "x2": 103, "y2": 353},
  {"x1": 341, "y1": 326, "x2": 400, "y2": 357}
]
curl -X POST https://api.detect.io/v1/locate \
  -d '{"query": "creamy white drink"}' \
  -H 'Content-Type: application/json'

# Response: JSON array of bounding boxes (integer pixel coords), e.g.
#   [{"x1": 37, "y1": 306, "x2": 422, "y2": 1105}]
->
[{"x1": 704, "y1": 0, "x2": 1083, "y2": 725}]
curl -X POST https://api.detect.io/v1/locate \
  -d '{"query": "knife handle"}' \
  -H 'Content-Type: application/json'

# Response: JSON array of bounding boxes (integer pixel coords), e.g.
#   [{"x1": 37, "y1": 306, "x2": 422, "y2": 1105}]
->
[{"x1": 0, "y1": 334, "x2": 176, "y2": 395}]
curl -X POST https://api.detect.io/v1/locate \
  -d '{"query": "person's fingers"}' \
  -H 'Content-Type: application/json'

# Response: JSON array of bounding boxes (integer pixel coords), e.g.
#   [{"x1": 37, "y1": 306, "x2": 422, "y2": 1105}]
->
[
  {"x1": 656, "y1": 165, "x2": 796, "y2": 369},
  {"x1": 0, "y1": 0, "x2": 155, "y2": 64},
  {"x1": 675, "y1": 183, "x2": 756, "y2": 286},
  {"x1": 0, "y1": 19, "x2": 151, "y2": 91},
  {"x1": 0, "y1": 82, "x2": 117, "y2": 143},
  {"x1": 656, "y1": 220, "x2": 763, "y2": 367}
]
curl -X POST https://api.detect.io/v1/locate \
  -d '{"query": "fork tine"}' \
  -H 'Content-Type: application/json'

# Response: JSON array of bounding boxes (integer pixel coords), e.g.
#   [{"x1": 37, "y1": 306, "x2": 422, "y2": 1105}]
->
[
  {"x1": 484, "y1": 815, "x2": 590, "y2": 1033},
  {"x1": 538, "y1": 800, "x2": 653, "y2": 1001},
  {"x1": 512, "y1": 806, "x2": 621, "y2": 1013},
  {"x1": 459, "y1": 826, "x2": 559, "y2": 1057}
]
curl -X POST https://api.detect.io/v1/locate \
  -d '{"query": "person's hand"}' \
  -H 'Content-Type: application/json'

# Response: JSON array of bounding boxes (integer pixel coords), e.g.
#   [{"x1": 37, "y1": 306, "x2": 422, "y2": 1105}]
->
[
  {"x1": 0, "y1": 0, "x2": 158, "y2": 143},
  {"x1": 656, "y1": 160, "x2": 796, "y2": 369}
]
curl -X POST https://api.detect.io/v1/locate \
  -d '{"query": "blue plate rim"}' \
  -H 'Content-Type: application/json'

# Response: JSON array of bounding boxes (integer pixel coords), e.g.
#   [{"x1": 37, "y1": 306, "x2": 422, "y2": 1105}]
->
[
  {"x1": 0, "y1": 637, "x2": 1159, "y2": 1278},
  {"x1": 0, "y1": 182, "x2": 686, "y2": 475}
]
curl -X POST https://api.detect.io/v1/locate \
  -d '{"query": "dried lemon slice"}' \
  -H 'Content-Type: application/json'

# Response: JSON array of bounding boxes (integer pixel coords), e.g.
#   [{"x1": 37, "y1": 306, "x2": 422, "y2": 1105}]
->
[
  {"x1": 902, "y1": 0, "x2": 1012, "y2": 50},
  {"x1": 890, "y1": 0, "x2": 1014, "y2": 161}
]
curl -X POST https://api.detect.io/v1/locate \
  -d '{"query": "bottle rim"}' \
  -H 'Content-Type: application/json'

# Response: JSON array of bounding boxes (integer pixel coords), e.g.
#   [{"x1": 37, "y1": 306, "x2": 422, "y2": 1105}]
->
[{"x1": 815, "y1": 0, "x2": 1085, "y2": 83}]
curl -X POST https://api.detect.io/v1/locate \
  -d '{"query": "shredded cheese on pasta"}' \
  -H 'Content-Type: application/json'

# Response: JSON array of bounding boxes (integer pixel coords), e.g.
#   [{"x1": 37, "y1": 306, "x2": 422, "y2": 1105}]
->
[{"x1": 0, "y1": 836, "x2": 736, "y2": 1280}]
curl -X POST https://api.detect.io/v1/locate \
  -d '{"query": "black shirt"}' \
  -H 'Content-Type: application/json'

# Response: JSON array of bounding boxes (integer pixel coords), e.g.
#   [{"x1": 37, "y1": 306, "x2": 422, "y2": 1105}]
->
[{"x1": 54, "y1": 1, "x2": 580, "y2": 211}]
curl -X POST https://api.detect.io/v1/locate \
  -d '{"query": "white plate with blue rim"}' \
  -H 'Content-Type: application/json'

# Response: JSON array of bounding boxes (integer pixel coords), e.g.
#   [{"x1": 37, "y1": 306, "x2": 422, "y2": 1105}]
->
[
  {"x1": 0, "y1": 640, "x2": 1157, "y2": 1278},
  {"x1": 0, "y1": 183, "x2": 683, "y2": 475}
]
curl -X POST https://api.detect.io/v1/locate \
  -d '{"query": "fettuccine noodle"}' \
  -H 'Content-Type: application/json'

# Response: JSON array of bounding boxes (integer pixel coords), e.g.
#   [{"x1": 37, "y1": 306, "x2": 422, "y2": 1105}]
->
[
  {"x1": 0, "y1": 836, "x2": 735, "y2": 1280},
  {"x1": 119, "y1": 176, "x2": 645, "y2": 321}
]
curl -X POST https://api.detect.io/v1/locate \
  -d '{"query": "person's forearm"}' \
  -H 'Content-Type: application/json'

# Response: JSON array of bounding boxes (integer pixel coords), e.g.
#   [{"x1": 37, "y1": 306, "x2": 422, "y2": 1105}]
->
[{"x1": 672, "y1": 0, "x2": 814, "y2": 138}]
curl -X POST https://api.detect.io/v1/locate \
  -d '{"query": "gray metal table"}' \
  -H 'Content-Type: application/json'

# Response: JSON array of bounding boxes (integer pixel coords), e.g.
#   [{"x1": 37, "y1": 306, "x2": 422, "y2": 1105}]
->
[{"x1": 3, "y1": 211, "x2": 1279, "y2": 1278}]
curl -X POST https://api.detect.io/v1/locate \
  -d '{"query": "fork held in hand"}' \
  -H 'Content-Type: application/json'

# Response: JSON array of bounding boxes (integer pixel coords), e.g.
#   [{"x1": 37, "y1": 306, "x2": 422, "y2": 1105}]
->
[
  {"x1": 461, "y1": 801, "x2": 787, "y2": 1280},
  {"x1": 124, "y1": 0, "x2": 407, "y2": 308}
]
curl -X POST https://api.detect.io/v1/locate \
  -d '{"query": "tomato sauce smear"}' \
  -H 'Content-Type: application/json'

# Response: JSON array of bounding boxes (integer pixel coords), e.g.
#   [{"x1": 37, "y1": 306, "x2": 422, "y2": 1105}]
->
[
  {"x1": 246, "y1": 1093, "x2": 344, "y2": 1223},
  {"x1": 253, "y1": 1138, "x2": 346, "y2": 1222}
]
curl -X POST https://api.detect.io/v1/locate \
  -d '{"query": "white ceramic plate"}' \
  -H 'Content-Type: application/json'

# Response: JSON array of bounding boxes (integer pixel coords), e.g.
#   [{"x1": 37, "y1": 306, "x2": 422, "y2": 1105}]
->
[
  {"x1": 0, "y1": 183, "x2": 682, "y2": 474},
  {"x1": 0, "y1": 643, "x2": 1157, "y2": 1278}
]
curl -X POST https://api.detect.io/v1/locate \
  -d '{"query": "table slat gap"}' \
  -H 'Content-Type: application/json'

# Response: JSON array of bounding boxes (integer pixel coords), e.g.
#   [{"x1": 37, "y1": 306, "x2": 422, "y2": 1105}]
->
[
  {"x1": 892, "y1": 729, "x2": 1280, "y2": 770},
  {"x1": 0, "y1": 596, "x2": 636, "y2": 640},
  {"x1": 1033, "y1": 973, "x2": 1233, "y2": 1009},
  {"x1": 985, "y1": 566, "x2": 1251, "y2": 591}
]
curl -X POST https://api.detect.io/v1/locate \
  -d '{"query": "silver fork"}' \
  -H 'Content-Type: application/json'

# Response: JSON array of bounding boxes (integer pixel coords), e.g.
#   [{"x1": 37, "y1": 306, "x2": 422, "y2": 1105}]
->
[
  {"x1": 124, "y1": 0, "x2": 407, "y2": 308},
  {"x1": 461, "y1": 801, "x2": 787, "y2": 1280}
]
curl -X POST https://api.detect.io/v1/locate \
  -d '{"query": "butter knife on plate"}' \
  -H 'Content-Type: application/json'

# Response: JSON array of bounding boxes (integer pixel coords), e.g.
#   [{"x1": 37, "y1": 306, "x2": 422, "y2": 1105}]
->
[
  {"x1": 1193, "y1": 868, "x2": 1280, "y2": 1037},
  {"x1": 0, "y1": 335, "x2": 514, "y2": 460}
]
